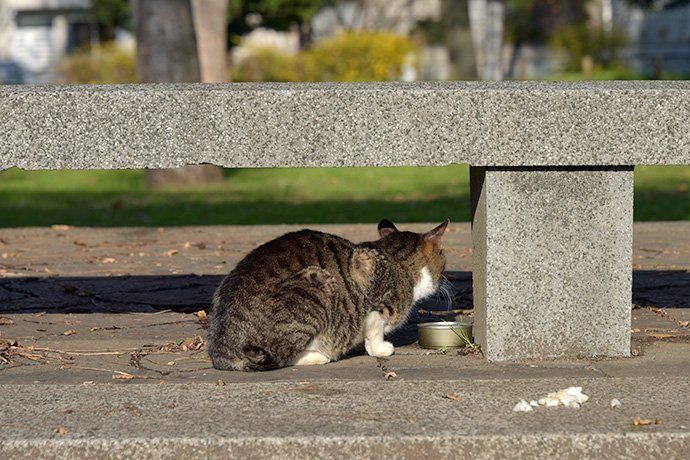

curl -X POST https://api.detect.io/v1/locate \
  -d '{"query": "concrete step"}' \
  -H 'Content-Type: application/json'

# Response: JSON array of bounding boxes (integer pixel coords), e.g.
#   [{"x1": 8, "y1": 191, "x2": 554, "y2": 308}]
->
[{"x1": 1, "y1": 377, "x2": 688, "y2": 459}]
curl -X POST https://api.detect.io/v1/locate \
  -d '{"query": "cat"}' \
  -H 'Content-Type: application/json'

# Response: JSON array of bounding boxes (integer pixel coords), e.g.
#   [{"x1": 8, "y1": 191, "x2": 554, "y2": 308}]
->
[{"x1": 207, "y1": 219, "x2": 449, "y2": 371}]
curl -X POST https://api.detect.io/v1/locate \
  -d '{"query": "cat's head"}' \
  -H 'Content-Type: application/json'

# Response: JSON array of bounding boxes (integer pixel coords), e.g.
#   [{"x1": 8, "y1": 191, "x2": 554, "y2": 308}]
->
[{"x1": 377, "y1": 219, "x2": 449, "y2": 303}]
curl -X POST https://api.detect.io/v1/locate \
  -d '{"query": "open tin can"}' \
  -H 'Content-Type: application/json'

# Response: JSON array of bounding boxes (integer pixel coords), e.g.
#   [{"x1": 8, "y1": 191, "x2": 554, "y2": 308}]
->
[{"x1": 417, "y1": 322, "x2": 473, "y2": 349}]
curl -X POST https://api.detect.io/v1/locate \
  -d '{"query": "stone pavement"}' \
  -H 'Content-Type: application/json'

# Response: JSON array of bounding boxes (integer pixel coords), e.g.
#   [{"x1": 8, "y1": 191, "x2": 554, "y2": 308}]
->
[{"x1": 1, "y1": 222, "x2": 689, "y2": 459}]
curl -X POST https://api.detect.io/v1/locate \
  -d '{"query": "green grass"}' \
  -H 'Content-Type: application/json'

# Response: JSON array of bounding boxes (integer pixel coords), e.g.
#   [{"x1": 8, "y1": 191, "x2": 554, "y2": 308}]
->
[
  {"x1": 536, "y1": 68, "x2": 690, "y2": 81},
  {"x1": 0, "y1": 165, "x2": 688, "y2": 227},
  {"x1": 0, "y1": 166, "x2": 471, "y2": 227},
  {"x1": 634, "y1": 165, "x2": 690, "y2": 221}
]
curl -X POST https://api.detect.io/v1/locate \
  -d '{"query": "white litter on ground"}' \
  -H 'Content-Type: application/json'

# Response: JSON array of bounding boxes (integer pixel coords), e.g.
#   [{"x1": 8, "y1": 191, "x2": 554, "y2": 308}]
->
[
  {"x1": 513, "y1": 400, "x2": 533, "y2": 412},
  {"x1": 514, "y1": 387, "x2": 590, "y2": 412},
  {"x1": 610, "y1": 398, "x2": 621, "y2": 408}
]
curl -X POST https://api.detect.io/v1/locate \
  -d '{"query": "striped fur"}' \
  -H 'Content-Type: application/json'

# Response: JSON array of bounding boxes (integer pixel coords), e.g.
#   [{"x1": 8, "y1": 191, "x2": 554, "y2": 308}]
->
[{"x1": 208, "y1": 219, "x2": 449, "y2": 371}]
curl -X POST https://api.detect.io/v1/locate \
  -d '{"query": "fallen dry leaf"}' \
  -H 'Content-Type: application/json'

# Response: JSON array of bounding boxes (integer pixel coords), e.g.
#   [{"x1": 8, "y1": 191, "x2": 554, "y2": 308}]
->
[
  {"x1": 167, "y1": 249, "x2": 179, "y2": 257},
  {"x1": 101, "y1": 257, "x2": 116, "y2": 264},
  {"x1": 112, "y1": 371, "x2": 155, "y2": 380},
  {"x1": 123, "y1": 403, "x2": 142, "y2": 417},
  {"x1": 633, "y1": 415, "x2": 654, "y2": 426},
  {"x1": 54, "y1": 427, "x2": 68, "y2": 435},
  {"x1": 179, "y1": 335, "x2": 205, "y2": 351},
  {"x1": 90, "y1": 326, "x2": 120, "y2": 332},
  {"x1": 137, "y1": 335, "x2": 206, "y2": 355},
  {"x1": 632, "y1": 416, "x2": 661, "y2": 426},
  {"x1": 62, "y1": 329, "x2": 76, "y2": 336},
  {"x1": 646, "y1": 333, "x2": 674, "y2": 339},
  {"x1": 216, "y1": 379, "x2": 227, "y2": 386},
  {"x1": 384, "y1": 372, "x2": 398, "y2": 381},
  {"x1": 8, "y1": 345, "x2": 70, "y2": 363},
  {"x1": 0, "y1": 317, "x2": 14, "y2": 326},
  {"x1": 442, "y1": 392, "x2": 461, "y2": 401},
  {"x1": 31, "y1": 312, "x2": 46, "y2": 318},
  {"x1": 183, "y1": 241, "x2": 192, "y2": 250}
]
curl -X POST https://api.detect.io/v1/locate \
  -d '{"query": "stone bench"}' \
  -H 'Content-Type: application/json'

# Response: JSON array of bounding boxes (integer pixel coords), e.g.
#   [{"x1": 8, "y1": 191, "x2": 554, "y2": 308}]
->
[{"x1": 1, "y1": 81, "x2": 689, "y2": 361}]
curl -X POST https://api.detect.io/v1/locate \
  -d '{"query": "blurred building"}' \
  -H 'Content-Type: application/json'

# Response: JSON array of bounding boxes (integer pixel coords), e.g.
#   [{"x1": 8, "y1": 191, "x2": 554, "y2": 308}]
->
[
  {"x1": 503, "y1": 0, "x2": 690, "y2": 79},
  {"x1": 0, "y1": 0, "x2": 134, "y2": 84},
  {"x1": 311, "y1": 0, "x2": 447, "y2": 80},
  {"x1": 0, "y1": 0, "x2": 95, "y2": 83},
  {"x1": 311, "y1": 0, "x2": 442, "y2": 40},
  {"x1": 612, "y1": 0, "x2": 690, "y2": 76},
  {"x1": 2, "y1": 0, "x2": 688, "y2": 84}
]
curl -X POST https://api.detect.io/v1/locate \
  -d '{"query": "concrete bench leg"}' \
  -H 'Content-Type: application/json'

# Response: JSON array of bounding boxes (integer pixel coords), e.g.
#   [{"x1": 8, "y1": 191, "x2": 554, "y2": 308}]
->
[{"x1": 470, "y1": 166, "x2": 634, "y2": 361}]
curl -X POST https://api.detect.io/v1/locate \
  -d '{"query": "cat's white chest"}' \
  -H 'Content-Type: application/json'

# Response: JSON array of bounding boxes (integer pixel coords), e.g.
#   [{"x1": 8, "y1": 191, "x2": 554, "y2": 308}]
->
[{"x1": 412, "y1": 266, "x2": 436, "y2": 303}]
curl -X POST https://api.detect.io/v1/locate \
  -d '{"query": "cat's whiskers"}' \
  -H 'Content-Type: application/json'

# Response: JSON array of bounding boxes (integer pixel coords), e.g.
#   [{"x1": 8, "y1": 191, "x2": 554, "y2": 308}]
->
[{"x1": 438, "y1": 276, "x2": 454, "y2": 311}]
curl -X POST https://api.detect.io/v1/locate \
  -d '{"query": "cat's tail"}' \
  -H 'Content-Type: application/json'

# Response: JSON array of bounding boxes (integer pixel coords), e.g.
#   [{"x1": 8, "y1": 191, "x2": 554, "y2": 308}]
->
[
  {"x1": 240, "y1": 345, "x2": 281, "y2": 371},
  {"x1": 208, "y1": 339, "x2": 280, "y2": 372}
]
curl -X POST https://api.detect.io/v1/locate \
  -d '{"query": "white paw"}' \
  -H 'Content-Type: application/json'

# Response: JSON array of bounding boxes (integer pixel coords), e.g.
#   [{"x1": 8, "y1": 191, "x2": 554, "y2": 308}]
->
[
  {"x1": 366, "y1": 340, "x2": 394, "y2": 357},
  {"x1": 291, "y1": 351, "x2": 331, "y2": 366}
]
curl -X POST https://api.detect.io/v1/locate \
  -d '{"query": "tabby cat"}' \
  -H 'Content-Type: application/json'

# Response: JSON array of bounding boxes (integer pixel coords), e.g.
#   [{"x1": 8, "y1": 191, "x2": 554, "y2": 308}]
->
[{"x1": 208, "y1": 219, "x2": 449, "y2": 371}]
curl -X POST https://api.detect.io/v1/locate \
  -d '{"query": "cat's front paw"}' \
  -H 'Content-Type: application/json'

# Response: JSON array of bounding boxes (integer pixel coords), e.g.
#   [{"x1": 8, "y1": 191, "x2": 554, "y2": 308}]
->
[{"x1": 366, "y1": 340, "x2": 394, "y2": 357}]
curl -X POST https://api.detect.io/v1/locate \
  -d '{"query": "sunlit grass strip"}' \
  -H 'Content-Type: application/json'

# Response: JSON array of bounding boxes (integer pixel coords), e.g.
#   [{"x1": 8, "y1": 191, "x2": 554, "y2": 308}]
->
[{"x1": 0, "y1": 165, "x2": 688, "y2": 227}]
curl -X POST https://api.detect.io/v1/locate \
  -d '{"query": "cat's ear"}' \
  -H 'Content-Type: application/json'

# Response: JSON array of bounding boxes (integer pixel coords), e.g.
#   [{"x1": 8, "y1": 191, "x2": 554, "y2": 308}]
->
[
  {"x1": 377, "y1": 219, "x2": 398, "y2": 239},
  {"x1": 423, "y1": 219, "x2": 449, "y2": 243}
]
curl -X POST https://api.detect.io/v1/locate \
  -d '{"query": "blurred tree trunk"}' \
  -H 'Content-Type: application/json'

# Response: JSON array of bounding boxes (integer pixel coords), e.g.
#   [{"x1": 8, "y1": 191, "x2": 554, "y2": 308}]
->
[
  {"x1": 468, "y1": 0, "x2": 504, "y2": 80},
  {"x1": 132, "y1": 0, "x2": 200, "y2": 84},
  {"x1": 132, "y1": 0, "x2": 226, "y2": 187},
  {"x1": 444, "y1": 0, "x2": 478, "y2": 80},
  {"x1": 483, "y1": 0, "x2": 505, "y2": 80},
  {"x1": 191, "y1": 0, "x2": 230, "y2": 83}
]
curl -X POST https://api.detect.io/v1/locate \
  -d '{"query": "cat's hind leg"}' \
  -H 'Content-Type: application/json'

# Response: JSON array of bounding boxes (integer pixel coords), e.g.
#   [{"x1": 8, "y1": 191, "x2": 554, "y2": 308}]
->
[
  {"x1": 364, "y1": 311, "x2": 394, "y2": 357},
  {"x1": 273, "y1": 268, "x2": 335, "y2": 367},
  {"x1": 289, "y1": 338, "x2": 332, "y2": 366}
]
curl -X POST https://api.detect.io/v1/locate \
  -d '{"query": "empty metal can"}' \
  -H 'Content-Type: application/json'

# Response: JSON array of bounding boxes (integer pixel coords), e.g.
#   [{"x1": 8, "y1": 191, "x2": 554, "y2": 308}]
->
[{"x1": 417, "y1": 322, "x2": 473, "y2": 349}]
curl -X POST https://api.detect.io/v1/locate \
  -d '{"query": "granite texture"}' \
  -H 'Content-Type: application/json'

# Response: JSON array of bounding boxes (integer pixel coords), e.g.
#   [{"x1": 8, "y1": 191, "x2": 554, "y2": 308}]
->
[
  {"x1": 471, "y1": 166, "x2": 634, "y2": 361},
  {"x1": 1, "y1": 81, "x2": 689, "y2": 170},
  {"x1": 1, "y1": 379, "x2": 689, "y2": 459}
]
